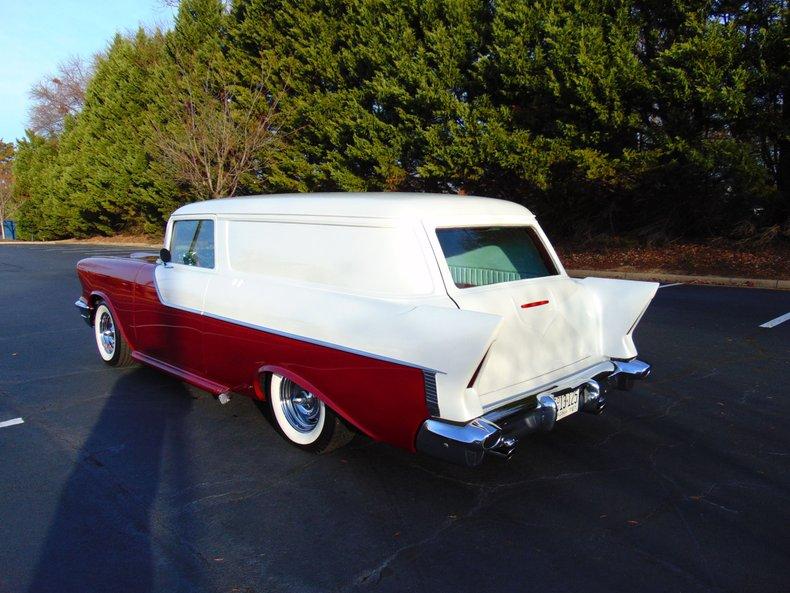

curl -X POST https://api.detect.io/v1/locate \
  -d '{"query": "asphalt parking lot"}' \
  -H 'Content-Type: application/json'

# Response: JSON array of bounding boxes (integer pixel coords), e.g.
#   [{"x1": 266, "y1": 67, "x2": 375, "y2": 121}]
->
[{"x1": 0, "y1": 243, "x2": 788, "y2": 593}]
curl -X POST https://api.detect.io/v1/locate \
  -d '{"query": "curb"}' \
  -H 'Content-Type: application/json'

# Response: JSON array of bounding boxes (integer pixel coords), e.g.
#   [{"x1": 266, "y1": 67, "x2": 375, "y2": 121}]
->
[{"x1": 568, "y1": 269, "x2": 789, "y2": 290}]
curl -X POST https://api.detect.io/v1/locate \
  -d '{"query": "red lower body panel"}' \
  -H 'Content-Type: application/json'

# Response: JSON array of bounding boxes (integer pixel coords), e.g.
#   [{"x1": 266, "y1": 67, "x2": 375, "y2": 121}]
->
[{"x1": 201, "y1": 315, "x2": 429, "y2": 452}]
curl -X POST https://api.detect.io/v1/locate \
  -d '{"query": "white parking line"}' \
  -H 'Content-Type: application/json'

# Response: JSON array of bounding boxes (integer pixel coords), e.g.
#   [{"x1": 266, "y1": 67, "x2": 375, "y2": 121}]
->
[
  {"x1": 0, "y1": 417, "x2": 24, "y2": 429},
  {"x1": 658, "y1": 282, "x2": 685, "y2": 289},
  {"x1": 760, "y1": 313, "x2": 790, "y2": 329}
]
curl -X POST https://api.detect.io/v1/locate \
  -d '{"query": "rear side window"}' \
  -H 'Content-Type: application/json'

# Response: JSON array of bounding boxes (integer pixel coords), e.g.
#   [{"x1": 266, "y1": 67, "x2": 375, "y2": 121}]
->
[
  {"x1": 226, "y1": 221, "x2": 434, "y2": 296},
  {"x1": 170, "y1": 219, "x2": 215, "y2": 269},
  {"x1": 436, "y1": 226, "x2": 558, "y2": 288}
]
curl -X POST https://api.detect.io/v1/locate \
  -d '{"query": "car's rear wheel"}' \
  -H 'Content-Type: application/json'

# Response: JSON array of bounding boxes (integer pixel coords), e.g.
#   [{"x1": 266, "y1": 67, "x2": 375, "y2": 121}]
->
[
  {"x1": 267, "y1": 373, "x2": 353, "y2": 453},
  {"x1": 93, "y1": 301, "x2": 133, "y2": 367}
]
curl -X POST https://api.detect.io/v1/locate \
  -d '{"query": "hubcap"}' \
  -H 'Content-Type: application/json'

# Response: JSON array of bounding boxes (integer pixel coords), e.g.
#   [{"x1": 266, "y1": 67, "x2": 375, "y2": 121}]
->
[
  {"x1": 99, "y1": 311, "x2": 115, "y2": 355},
  {"x1": 279, "y1": 379, "x2": 321, "y2": 433}
]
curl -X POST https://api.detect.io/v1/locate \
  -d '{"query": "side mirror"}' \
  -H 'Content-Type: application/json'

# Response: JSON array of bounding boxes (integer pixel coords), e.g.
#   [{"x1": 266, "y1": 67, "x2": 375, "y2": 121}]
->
[{"x1": 159, "y1": 248, "x2": 172, "y2": 264}]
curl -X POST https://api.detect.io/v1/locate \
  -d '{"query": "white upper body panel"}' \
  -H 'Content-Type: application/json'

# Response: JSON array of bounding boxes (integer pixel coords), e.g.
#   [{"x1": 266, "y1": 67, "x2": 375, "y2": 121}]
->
[
  {"x1": 172, "y1": 192, "x2": 535, "y2": 220},
  {"x1": 160, "y1": 193, "x2": 657, "y2": 422}
]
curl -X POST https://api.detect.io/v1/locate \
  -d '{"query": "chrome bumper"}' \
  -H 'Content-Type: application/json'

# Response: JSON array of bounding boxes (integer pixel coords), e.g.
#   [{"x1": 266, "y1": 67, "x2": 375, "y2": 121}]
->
[
  {"x1": 415, "y1": 359, "x2": 651, "y2": 467},
  {"x1": 75, "y1": 298, "x2": 92, "y2": 326}
]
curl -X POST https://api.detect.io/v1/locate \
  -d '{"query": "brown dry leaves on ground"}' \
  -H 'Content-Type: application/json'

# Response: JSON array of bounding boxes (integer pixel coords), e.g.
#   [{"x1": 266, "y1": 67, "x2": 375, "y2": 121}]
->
[
  {"x1": 7, "y1": 233, "x2": 787, "y2": 280},
  {"x1": 556, "y1": 241, "x2": 789, "y2": 280},
  {"x1": 1, "y1": 234, "x2": 162, "y2": 246},
  {"x1": 58, "y1": 234, "x2": 162, "y2": 246},
  {"x1": 79, "y1": 234, "x2": 163, "y2": 245}
]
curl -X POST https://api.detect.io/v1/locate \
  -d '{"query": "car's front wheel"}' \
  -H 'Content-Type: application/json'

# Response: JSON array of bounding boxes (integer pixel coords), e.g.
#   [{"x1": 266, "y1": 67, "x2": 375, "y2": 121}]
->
[
  {"x1": 267, "y1": 373, "x2": 353, "y2": 453},
  {"x1": 93, "y1": 301, "x2": 133, "y2": 367}
]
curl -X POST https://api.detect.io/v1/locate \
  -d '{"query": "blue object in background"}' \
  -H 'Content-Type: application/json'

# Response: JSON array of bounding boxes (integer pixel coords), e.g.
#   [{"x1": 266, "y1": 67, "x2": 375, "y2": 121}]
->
[{"x1": 2, "y1": 220, "x2": 16, "y2": 239}]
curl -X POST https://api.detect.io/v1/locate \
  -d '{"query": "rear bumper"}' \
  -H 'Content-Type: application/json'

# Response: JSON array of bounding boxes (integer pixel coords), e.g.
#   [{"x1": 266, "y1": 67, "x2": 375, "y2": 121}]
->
[
  {"x1": 75, "y1": 297, "x2": 92, "y2": 326},
  {"x1": 415, "y1": 358, "x2": 651, "y2": 467}
]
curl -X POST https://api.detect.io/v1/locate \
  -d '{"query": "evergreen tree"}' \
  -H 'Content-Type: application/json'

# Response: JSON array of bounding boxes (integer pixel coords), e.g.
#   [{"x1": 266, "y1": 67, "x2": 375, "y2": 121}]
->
[
  {"x1": 151, "y1": 0, "x2": 284, "y2": 199},
  {"x1": 13, "y1": 132, "x2": 62, "y2": 239},
  {"x1": 16, "y1": 30, "x2": 179, "y2": 238},
  {"x1": 12, "y1": 0, "x2": 787, "y2": 240}
]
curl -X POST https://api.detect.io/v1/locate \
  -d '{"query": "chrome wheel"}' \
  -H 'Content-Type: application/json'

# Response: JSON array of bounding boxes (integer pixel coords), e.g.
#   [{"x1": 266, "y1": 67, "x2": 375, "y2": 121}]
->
[
  {"x1": 279, "y1": 378, "x2": 322, "y2": 433},
  {"x1": 92, "y1": 301, "x2": 133, "y2": 367},
  {"x1": 267, "y1": 372, "x2": 352, "y2": 452},
  {"x1": 98, "y1": 310, "x2": 115, "y2": 356}
]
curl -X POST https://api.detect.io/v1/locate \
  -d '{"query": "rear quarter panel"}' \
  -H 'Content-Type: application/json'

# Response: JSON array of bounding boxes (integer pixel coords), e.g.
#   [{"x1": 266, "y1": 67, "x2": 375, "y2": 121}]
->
[{"x1": 203, "y1": 314, "x2": 430, "y2": 451}]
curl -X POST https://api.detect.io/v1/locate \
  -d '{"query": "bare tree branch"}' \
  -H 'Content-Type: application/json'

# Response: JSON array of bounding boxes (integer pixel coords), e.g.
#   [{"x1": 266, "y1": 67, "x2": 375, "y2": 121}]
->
[
  {"x1": 151, "y1": 66, "x2": 290, "y2": 199},
  {"x1": 27, "y1": 56, "x2": 93, "y2": 137}
]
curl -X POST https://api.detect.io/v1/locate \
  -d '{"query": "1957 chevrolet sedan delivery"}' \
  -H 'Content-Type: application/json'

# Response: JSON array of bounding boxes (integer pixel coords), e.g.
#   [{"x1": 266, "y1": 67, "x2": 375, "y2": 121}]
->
[{"x1": 75, "y1": 193, "x2": 657, "y2": 466}]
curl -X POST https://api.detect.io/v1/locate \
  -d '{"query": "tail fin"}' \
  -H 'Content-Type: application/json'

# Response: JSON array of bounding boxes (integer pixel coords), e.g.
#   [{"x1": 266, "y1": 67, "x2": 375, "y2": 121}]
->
[{"x1": 580, "y1": 277, "x2": 659, "y2": 359}]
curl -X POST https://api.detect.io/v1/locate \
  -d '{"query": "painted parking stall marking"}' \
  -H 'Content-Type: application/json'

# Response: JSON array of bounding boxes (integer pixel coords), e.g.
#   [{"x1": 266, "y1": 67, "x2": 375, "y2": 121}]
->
[
  {"x1": 760, "y1": 312, "x2": 790, "y2": 329},
  {"x1": 0, "y1": 417, "x2": 24, "y2": 429}
]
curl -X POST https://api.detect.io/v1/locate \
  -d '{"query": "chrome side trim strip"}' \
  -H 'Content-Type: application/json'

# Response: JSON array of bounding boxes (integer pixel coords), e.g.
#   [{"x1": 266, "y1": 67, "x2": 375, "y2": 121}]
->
[{"x1": 131, "y1": 351, "x2": 230, "y2": 395}]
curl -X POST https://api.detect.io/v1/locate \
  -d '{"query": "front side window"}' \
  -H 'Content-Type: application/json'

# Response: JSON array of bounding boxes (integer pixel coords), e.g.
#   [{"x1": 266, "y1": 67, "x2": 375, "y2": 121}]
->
[
  {"x1": 170, "y1": 219, "x2": 215, "y2": 269},
  {"x1": 436, "y1": 226, "x2": 558, "y2": 288}
]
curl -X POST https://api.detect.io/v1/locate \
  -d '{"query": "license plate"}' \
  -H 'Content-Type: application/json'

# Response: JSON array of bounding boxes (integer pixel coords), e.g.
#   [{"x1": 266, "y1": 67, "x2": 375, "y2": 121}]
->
[{"x1": 554, "y1": 387, "x2": 580, "y2": 421}]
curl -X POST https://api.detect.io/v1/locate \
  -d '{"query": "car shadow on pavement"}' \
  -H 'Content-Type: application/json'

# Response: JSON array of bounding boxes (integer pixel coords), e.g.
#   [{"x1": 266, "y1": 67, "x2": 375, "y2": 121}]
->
[{"x1": 26, "y1": 368, "x2": 208, "y2": 593}]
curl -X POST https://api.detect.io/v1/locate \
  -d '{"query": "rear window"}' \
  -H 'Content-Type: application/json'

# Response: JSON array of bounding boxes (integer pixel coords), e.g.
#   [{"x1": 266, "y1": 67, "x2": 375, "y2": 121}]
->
[{"x1": 436, "y1": 226, "x2": 558, "y2": 288}]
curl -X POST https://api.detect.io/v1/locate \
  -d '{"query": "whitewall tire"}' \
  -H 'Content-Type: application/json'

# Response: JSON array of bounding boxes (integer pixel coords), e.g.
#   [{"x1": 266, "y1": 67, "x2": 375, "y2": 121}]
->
[
  {"x1": 93, "y1": 301, "x2": 133, "y2": 367},
  {"x1": 267, "y1": 373, "x2": 353, "y2": 453}
]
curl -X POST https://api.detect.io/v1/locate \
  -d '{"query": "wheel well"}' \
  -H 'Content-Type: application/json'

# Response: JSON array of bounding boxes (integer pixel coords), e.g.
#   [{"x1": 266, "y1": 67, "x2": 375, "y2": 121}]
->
[
  {"x1": 86, "y1": 294, "x2": 103, "y2": 325},
  {"x1": 256, "y1": 368, "x2": 358, "y2": 436},
  {"x1": 88, "y1": 295, "x2": 132, "y2": 350},
  {"x1": 254, "y1": 371, "x2": 271, "y2": 401}
]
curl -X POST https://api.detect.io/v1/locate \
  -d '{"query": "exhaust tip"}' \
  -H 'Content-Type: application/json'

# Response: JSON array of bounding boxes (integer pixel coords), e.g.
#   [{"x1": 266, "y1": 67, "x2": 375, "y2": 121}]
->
[
  {"x1": 582, "y1": 380, "x2": 606, "y2": 414},
  {"x1": 485, "y1": 435, "x2": 519, "y2": 459}
]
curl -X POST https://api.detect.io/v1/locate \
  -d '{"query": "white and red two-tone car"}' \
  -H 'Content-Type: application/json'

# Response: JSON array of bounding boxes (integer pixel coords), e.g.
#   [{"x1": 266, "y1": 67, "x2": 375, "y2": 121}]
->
[{"x1": 75, "y1": 193, "x2": 657, "y2": 466}]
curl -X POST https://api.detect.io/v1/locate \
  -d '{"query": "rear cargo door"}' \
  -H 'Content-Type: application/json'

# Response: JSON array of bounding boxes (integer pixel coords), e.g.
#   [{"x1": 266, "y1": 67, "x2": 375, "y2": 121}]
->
[{"x1": 427, "y1": 219, "x2": 601, "y2": 400}]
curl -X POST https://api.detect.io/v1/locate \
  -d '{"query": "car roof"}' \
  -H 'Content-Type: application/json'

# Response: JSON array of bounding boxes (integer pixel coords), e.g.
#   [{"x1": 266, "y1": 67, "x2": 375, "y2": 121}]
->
[{"x1": 171, "y1": 192, "x2": 534, "y2": 220}]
